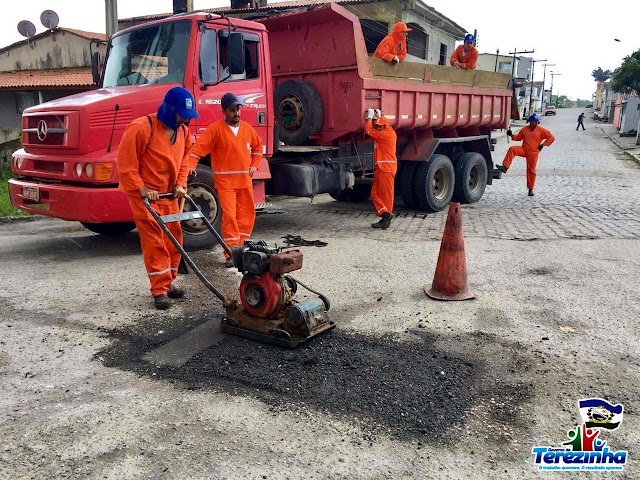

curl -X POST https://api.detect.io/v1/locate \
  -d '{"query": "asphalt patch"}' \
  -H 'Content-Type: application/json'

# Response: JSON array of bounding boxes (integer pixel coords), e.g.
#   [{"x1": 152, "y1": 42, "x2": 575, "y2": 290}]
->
[{"x1": 96, "y1": 313, "x2": 532, "y2": 443}]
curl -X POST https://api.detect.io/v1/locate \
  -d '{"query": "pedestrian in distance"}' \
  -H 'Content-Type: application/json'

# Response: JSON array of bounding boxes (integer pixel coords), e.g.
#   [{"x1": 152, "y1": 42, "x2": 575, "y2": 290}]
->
[
  {"x1": 496, "y1": 113, "x2": 555, "y2": 197},
  {"x1": 187, "y1": 92, "x2": 264, "y2": 268},
  {"x1": 577, "y1": 112, "x2": 585, "y2": 131},
  {"x1": 449, "y1": 34, "x2": 478, "y2": 70},
  {"x1": 116, "y1": 86, "x2": 199, "y2": 310},
  {"x1": 364, "y1": 108, "x2": 397, "y2": 229},
  {"x1": 373, "y1": 22, "x2": 412, "y2": 65}
]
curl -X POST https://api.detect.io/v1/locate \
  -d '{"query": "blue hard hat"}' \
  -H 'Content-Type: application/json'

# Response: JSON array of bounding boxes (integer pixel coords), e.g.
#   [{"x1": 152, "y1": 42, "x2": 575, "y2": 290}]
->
[
  {"x1": 464, "y1": 34, "x2": 475, "y2": 44},
  {"x1": 528, "y1": 113, "x2": 540, "y2": 123}
]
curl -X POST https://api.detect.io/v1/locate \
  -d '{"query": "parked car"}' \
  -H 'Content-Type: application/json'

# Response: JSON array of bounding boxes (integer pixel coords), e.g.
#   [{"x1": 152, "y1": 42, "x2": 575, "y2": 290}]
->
[
  {"x1": 586, "y1": 104, "x2": 593, "y2": 108},
  {"x1": 544, "y1": 105, "x2": 557, "y2": 116}
]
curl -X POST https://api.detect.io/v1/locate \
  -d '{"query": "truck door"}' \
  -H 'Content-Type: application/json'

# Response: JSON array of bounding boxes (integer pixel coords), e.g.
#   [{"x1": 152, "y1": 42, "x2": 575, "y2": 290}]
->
[{"x1": 195, "y1": 28, "x2": 270, "y2": 147}]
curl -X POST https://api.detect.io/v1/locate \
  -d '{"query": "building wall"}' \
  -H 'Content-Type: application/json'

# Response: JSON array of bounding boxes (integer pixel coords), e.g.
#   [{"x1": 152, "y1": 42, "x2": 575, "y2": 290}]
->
[
  {"x1": 343, "y1": 2, "x2": 460, "y2": 65},
  {"x1": 0, "y1": 92, "x2": 22, "y2": 128},
  {"x1": 0, "y1": 32, "x2": 107, "y2": 72},
  {"x1": 620, "y1": 97, "x2": 639, "y2": 135},
  {"x1": 477, "y1": 53, "x2": 513, "y2": 73}
]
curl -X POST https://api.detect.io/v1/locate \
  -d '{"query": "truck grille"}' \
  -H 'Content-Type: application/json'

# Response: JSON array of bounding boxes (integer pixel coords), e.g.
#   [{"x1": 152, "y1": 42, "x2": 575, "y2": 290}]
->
[
  {"x1": 23, "y1": 114, "x2": 68, "y2": 146},
  {"x1": 89, "y1": 107, "x2": 134, "y2": 128}
]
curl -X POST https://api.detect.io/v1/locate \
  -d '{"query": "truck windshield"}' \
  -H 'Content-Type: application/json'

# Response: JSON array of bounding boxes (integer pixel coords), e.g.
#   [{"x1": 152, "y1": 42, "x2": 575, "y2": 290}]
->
[{"x1": 102, "y1": 21, "x2": 191, "y2": 88}]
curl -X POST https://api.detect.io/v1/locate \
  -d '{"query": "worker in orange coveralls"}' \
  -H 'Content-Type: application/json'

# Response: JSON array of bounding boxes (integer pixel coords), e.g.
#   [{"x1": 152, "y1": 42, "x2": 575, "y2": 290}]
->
[
  {"x1": 188, "y1": 92, "x2": 264, "y2": 268},
  {"x1": 449, "y1": 34, "x2": 479, "y2": 69},
  {"x1": 496, "y1": 113, "x2": 556, "y2": 196},
  {"x1": 117, "y1": 86, "x2": 198, "y2": 310},
  {"x1": 364, "y1": 108, "x2": 397, "y2": 229},
  {"x1": 373, "y1": 22, "x2": 412, "y2": 65}
]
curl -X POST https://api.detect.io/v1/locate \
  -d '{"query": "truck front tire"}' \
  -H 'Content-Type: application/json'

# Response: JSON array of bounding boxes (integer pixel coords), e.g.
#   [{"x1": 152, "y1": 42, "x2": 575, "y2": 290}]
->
[
  {"x1": 182, "y1": 165, "x2": 222, "y2": 251},
  {"x1": 274, "y1": 80, "x2": 324, "y2": 145}
]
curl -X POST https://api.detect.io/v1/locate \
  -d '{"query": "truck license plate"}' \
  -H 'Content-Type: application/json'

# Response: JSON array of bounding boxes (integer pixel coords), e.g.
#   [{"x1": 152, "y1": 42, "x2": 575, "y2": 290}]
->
[{"x1": 22, "y1": 186, "x2": 40, "y2": 202}]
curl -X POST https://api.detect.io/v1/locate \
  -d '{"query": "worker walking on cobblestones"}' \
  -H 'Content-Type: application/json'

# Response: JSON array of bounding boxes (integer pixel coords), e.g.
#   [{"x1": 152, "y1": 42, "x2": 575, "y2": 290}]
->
[
  {"x1": 496, "y1": 113, "x2": 555, "y2": 196},
  {"x1": 364, "y1": 108, "x2": 397, "y2": 229},
  {"x1": 577, "y1": 112, "x2": 586, "y2": 131}
]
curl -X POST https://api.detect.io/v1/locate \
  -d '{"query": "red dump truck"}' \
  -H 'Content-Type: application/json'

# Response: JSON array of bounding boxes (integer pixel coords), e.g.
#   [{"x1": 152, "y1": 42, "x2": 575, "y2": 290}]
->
[{"x1": 9, "y1": 3, "x2": 511, "y2": 249}]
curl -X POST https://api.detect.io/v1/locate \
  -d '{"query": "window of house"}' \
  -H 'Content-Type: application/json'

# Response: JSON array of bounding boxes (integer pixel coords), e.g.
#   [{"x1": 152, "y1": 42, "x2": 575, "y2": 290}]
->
[
  {"x1": 360, "y1": 20, "x2": 388, "y2": 54},
  {"x1": 15, "y1": 91, "x2": 39, "y2": 114},
  {"x1": 498, "y1": 61, "x2": 511, "y2": 72},
  {"x1": 439, "y1": 43, "x2": 447, "y2": 65},
  {"x1": 406, "y1": 23, "x2": 428, "y2": 60}
]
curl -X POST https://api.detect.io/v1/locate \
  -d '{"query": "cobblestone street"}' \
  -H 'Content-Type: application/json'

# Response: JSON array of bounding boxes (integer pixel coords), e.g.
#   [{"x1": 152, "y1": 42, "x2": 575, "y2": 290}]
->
[{"x1": 254, "y1": 108, "x2": 640, "y2": 243}]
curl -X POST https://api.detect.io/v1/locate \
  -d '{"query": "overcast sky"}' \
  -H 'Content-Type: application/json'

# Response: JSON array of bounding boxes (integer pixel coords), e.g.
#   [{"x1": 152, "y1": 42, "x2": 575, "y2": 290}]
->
[{"x1": 1, "y1": 0, "x2": 636, "y2": 100}]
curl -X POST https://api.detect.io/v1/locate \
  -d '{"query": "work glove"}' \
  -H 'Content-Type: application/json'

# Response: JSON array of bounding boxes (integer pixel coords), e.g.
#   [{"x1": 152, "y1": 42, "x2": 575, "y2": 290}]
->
[
  {"x1": 506, "y1": 129, "x2": 513, "y2": 137},
  {"x1": 392, "y1": 55, "x2": 399, "y2": 64},
  {"x1": 538, "y1": 145, "x2": 544, "y2": 151},
  {"x1": 365, "y1": 108, "x2": 375, "y2": 120},
  {"x1": 373, "y1": 109, "x2": 382, "y2": 120}
]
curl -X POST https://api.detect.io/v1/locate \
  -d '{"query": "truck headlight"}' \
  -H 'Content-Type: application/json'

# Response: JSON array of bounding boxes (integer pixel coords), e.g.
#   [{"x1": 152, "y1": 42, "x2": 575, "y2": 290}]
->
[
  {"x1": 75, "y1": 163, "x2": 83, "y2": 177},
  {"x1": 85, "y1": 164, "x2": 93, "y2": 178},
  {"x1": 16, "y1": 157, "x2": 23, "y2": 169}
]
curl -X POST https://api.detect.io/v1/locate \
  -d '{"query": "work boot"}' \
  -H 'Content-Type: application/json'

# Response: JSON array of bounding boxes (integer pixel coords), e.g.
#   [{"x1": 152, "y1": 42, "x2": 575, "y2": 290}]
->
[
  {"x1": 497, "y1": 165, "x2": 508, "y2": 174},
  {"x1": 371, "y1": 217, "x2": 385, "y2": 228},
  {"x1": 380, "y1": 212, "x2": 393, "y2": 230},
  {"x1": 167, "y1": 284, "x2": 185, "y2": 299},
  {"x1": 528, "y1": 189, "x2": 535, "y2": 197},
  {"x1": 225, "y1": 257, "x2": 234, "y2": 268},
  {"x1": 153, "y1": 294, "x2": 172, "y2": 310}
]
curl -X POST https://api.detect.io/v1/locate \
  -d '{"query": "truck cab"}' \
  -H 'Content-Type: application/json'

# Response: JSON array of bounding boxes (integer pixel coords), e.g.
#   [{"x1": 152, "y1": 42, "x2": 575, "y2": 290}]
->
[{"x1": 9, "y1": 13, "x2": 272, "y2": 249}]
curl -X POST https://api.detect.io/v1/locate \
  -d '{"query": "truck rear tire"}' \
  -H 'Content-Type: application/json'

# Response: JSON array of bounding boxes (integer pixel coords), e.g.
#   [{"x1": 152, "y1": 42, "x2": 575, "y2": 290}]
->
[
  {"x1": 274, "y1": 80, "x2": 324, "y2": 145},
  {"x1": 182, "y1": 165, "x2": 222, "y2": 251},
  {"x1": 329, "y1": 183, "x2": 371, "y2": 202},
  {"x1": 399, "y1": 161, "x2": 418, "y2": 208},
  {"x1": 413, "y1": 154, "x2": 455, "y2": 212},
  {"x1": 453, "y1": 152, "x2": 488, "y2": 204},
  {"x1": 81, "y1": 222, "x2": 135, "y2": 235}
]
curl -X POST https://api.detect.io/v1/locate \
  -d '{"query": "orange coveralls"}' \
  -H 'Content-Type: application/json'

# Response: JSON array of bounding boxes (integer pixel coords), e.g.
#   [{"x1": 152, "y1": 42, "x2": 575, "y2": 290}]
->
[
  {"x1": 449, "y1": 45, "x2": 479, "y2": 69},
  {"x1": 503, "y1": 125, "x2": 555, "y2": 190},
  {"x1": 188, "y1": 120, "x2": 264, "y2": 256},
  {"x1": 117, "y1": 114, "x2": 192, "y2": 296},
  {"x1": 373, "y1": 28, "x2": 408, "y2": 63},
  {"x1": 364, "y1": 117, "x2": 398, "y2": 216}
]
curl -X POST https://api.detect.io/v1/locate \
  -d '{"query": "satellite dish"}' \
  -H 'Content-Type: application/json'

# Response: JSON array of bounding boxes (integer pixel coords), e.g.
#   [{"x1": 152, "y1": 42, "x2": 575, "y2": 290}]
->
[
  {"x1": 17, "y1": 20, "x2": 36, "y2": 38},
  {"x1": 40, "y1": 10, "x2": 59, "y2": 30}
]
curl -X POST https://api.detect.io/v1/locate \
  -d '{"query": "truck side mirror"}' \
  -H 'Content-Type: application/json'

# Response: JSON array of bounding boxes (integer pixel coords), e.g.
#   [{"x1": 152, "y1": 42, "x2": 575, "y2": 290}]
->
[
  {"x1": 91, "y1": 52, "x2": 101, "y2": 85},
  {"x1": 228, "y1": 32, "x2": 245, "y2": 75}
]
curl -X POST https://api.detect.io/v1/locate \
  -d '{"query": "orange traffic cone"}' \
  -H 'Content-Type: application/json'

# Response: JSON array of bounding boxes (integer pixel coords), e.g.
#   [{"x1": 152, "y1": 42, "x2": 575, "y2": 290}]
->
[{"x1": 425, "y1": 202, "x2": 476, "y2": 301}]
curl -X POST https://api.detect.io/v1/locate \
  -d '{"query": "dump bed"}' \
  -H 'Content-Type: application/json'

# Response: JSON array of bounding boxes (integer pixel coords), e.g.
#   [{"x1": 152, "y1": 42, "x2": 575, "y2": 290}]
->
[{"x1": 260, "y1": 3, "x2": 512, "y2": 145}]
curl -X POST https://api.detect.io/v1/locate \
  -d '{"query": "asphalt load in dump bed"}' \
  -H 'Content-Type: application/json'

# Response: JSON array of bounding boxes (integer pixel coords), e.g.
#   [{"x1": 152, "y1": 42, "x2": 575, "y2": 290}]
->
[{"x1": 96, "y1": 312, "x2": 532, "y2": 442}]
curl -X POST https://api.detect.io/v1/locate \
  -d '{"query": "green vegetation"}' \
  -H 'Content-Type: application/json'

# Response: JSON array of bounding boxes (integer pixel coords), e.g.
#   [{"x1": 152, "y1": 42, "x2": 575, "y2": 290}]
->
[
  {"x1": 591, "y1": 67, "x2": 612, "y2": 83},
  {"x1": 0, "y1": 165, "x2": 24, "y2": 217},
  {"x1": 611, "y1": 50, "x2": 640, "y2": 94}
]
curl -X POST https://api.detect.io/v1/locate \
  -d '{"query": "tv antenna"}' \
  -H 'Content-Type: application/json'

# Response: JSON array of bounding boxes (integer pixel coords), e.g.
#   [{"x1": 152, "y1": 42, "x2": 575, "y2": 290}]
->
[{"x1": 17, "y1": 20, "x2": 36, "y2": 47}]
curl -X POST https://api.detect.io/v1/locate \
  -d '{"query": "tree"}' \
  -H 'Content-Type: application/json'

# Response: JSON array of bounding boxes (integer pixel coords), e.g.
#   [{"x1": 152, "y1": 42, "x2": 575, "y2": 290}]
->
[
  {"x1": 592, "y1": 67, "x2": 612, "y2": 83},
  {"x1": 611, "y1": 50, "x2": 640, "y2": 94}
]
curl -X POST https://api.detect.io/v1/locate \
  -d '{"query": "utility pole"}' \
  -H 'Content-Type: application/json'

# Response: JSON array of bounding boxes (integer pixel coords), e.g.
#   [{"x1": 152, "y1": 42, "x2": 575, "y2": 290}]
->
[
  {"x1": 528, "y1": 58, "x2": 547, "y2": 114},
  {"x1": 105, "y1": 0, "x2": 118, "y2": 40},
  {"x1": 540, "y1": 63, "x2": 556, "y2": 110},
  {"x1": 550, "y1": 72, "x2": 561, "y2": 107},
  {"x1": 494, "y1": 49, "x2": 499, "y2": 72}
]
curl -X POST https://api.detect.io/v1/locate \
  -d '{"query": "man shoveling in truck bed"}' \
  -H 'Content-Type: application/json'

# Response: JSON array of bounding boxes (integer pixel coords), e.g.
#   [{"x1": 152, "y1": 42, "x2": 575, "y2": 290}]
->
[
  {"x1": 450, "y1": 34, "x2": 479, "y2": 70},
  {"x1": 373, "y1": 22, "x2": 412, "y2": 65}
]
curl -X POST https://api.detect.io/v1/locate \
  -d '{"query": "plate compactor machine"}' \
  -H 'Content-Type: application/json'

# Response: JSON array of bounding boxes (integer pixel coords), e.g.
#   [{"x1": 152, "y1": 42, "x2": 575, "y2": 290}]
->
[{"x1": 144, "y1": 194, "x2": 336, "y2": 348}]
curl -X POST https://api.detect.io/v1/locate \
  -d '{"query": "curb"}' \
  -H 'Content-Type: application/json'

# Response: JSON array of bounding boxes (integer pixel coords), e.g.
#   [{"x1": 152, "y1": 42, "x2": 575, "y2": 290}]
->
[
  {"x1": 0, "y1": 215, "x2": 40, "y2": 224},
  {"x1": 600, "y1": 127, "x2": 640, "y2": 165}
]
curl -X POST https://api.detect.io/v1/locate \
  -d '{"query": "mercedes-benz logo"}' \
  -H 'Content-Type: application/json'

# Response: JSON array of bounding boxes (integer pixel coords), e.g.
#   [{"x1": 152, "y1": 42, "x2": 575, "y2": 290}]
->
[{"x1": 37, "y1": 120, "x2": 48, "y2": 141}]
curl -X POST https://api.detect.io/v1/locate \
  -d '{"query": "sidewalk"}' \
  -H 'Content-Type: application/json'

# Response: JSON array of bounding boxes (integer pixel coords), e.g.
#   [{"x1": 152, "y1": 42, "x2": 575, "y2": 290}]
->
[{"x1": 600, "y1": 124, "x2": 640, "y2": 164}]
